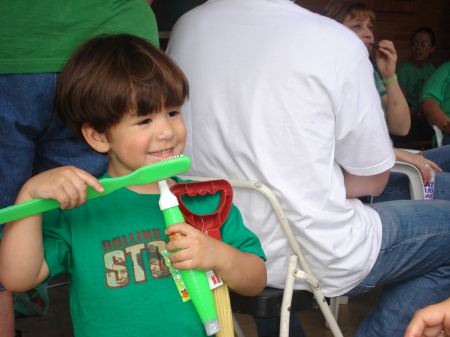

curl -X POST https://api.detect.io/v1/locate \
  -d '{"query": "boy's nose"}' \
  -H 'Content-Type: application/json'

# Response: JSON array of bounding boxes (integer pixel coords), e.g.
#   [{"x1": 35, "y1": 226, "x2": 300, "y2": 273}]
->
[{"x1": 155, "y1": 119, "x2": 175, "y2": 139}]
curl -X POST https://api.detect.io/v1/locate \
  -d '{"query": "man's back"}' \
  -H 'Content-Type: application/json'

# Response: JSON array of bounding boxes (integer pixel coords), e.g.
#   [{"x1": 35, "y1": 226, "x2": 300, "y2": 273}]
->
[{"x1": 168, "y1": 0, "x2": 394, "y2": 296}]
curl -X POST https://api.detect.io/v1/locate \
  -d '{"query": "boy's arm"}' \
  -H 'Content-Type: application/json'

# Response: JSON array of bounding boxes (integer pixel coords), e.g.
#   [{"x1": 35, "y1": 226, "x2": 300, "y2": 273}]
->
[
  {"x1": 165, "y1": 222, "x2": 267, "y2": 296},
  {"x1": 0, "y1": 213, "x2": 49, "y2": 292},
  {"x1": 0, "y1": 166, "x2": 104, "y2": 291}
]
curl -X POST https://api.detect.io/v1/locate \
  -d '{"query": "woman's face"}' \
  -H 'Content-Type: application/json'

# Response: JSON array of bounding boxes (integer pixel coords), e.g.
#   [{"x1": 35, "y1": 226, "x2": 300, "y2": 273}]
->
[
  {"x1": 343, "y1": 14, "x2": 374, "y2": 53},
  {"x1": 410, "y1": 31, "x2": 435, "y2": 64}
]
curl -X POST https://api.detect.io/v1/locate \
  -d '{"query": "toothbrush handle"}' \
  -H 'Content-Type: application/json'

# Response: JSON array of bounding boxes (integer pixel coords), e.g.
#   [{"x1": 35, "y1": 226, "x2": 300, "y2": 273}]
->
[{"x1": 0, "y1": 184, "x2": 106, "y2": 224}]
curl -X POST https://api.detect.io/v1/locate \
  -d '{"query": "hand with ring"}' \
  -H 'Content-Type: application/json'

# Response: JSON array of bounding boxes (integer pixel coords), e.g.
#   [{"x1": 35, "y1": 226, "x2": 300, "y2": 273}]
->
[
  {"x1": 393, "y1": 149, "x2": 442, "y2": 184},
  {"x1": 374, "y1": 39, "x2": 398, "y2": 81}
]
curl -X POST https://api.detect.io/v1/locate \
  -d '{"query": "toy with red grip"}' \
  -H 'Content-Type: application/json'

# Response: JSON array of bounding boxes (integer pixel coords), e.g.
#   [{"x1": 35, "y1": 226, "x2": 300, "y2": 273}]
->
[
  {"x1": 169, "y1": 180, "x2": 233, "y2": 240},
  {"x1": 170, "y1": 179, "x2": 235, "y2": 337}
]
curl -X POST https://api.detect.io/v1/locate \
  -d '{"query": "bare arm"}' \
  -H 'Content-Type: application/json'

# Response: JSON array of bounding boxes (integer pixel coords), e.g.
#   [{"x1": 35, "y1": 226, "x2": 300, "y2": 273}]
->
[
  {"x1": 342, "y1": 169, "x2": 390, "y2": 198},
  {"x1": 404, "y1": 297, "x2": 450, "y2": 337},
  {"x1": 382, "y1": 87, "x2": 410, "y2": 136},
  {"x1": 377, "y1": 40, "x2": 410, "y2": 136},
  {"x1": 421, "y1": 98, "x2": 450, "y2": 133},
  {"x1": 0, "y1": 167, "x2": 103, "y2": 292},
  {"x1": 0, "y1": 213, "x2": 48, "y2": 292},
  {"x1": 165, "y1": 222, "x2": 267, "y2": 296}
]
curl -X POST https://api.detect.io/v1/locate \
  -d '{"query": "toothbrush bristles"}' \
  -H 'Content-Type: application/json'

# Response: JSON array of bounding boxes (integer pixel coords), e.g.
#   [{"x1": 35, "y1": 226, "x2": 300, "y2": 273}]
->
[{"x1": 140, "y1": 155, "x2": 184, "y2": 168}]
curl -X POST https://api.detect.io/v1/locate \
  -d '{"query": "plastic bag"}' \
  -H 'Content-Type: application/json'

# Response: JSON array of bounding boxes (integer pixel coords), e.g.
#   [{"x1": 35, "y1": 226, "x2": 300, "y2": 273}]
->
[{"x1": 13, "y1": 281, "x2": 49, "y2": 317}]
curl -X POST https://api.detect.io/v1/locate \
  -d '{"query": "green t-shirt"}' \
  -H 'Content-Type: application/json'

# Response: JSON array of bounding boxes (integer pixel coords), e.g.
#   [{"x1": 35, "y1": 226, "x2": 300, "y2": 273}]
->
[
  {"x1": 397, "y1": 60, "x2": 435, "y2": 111},
  {"x1": 421, "y1": 61, "x2": 450, "y2": 117},
  {"x1": 373, "y1": 70, "x2": 387, "y2": 98},
  {"x1": 42, "y1": 176, "x2": 265, "y2": 337},
  {"x1": 0, "y1": 0, "x2": 159, "y2": 74}
]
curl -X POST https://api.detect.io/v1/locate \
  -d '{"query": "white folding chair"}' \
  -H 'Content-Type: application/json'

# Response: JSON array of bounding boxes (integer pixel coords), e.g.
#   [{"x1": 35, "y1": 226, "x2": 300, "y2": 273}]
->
[
  {"x1": 391, "y1": 162, "x2": 425, "y2": 200},
  {"x1": 180, "y1": 175, "x2": 344, "y2": 337},
  {"x1": 432, "y1": 124, "x2": 444, "y2": 147}
]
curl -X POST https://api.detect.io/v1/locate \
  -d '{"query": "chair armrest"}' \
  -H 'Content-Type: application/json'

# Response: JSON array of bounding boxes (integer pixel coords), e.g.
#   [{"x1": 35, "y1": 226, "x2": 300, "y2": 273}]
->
[{"x1": 390, "y1": 162, "x2": 425, "y2": 200}]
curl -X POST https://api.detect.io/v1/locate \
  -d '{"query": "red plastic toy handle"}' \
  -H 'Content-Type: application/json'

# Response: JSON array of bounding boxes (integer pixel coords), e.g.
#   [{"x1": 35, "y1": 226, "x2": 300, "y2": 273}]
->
[{"x1": 170, "y1": 180, "x2": 233, "y2": 241}]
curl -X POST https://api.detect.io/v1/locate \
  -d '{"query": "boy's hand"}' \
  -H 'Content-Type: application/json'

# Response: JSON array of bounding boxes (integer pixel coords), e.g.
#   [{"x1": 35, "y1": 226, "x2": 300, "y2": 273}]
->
[
  {"x1": 19, "y1": 166, "x2": 104, "y2": 209},
  {"x1": 165, "y1": 222, "x2": 266, "y2": 297},
  {"x1": 165, "y1": 222, "x2": 226, "y2": 272}
]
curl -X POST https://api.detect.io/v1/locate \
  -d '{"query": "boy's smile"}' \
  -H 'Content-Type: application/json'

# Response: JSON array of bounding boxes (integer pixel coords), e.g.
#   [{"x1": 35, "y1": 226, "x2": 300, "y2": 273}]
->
[{"x1": 104, "y1": 106, "x2": 187, "y2": 179}]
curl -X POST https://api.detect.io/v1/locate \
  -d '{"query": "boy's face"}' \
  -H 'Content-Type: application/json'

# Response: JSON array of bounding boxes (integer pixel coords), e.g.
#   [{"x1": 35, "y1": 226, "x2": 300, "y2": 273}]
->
[
  {"x1": 104, "y1": 106, "x2": 187, "y2": 178},
  {"x1": 343, "y1": 14, "x2": 374, "y2": 53}
]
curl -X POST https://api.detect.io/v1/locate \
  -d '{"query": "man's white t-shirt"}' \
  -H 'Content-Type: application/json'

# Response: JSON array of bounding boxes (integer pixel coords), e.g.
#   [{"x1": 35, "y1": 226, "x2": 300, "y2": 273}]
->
[{"x1": 168, "y1": 0, "x2": 395, "y2": 296}]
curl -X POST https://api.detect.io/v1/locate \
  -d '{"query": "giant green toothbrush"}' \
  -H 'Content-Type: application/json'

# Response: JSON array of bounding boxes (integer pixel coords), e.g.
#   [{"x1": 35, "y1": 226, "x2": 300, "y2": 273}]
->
[
  {"x1": 158, "y1": 179, "x2": 220, "y2": 336},
  {"x1": 0, "y1": 156, "x2": 192, "y2": 225}
]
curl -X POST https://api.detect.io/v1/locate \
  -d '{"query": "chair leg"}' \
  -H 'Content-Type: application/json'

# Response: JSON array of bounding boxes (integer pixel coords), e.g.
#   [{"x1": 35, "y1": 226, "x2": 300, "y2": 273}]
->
[
  {"x1": 287, "y1": 254, "x2": 344, "y2": 337},
  {"x1": 280, "y1": 255, "x2": 297, "y2": 336},
  {"x1": 325, "y1": 296, "x2": 348, "y2": 330},
  {"x1": 232, "y1": 314, "x2": 246, "y2": 337}
]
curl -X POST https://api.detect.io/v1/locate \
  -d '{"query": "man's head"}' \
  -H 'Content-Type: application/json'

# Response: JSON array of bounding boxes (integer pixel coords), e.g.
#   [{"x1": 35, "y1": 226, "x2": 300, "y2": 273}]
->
[{"x1": 55, "y1": 34, "x2": 189, "y2": 142}]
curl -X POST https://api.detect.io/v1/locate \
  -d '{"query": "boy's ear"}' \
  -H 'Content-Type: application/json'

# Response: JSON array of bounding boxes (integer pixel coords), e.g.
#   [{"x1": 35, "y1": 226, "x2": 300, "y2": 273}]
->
[{"x1": 81, "y1": 123, "x2": 110, "y2": 154}]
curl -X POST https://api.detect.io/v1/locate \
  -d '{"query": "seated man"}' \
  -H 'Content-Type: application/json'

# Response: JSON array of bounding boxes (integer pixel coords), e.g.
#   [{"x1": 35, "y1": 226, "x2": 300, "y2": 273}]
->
[{"x1": 167, "y1": 0, "x2": 450, "y2": 336}]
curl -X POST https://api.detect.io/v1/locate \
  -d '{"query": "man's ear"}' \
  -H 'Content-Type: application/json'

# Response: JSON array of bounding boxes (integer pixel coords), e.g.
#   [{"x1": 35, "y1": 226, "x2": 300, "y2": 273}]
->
[{"x1": 81, "y1": 123, "x2": 110, "y2": 154}]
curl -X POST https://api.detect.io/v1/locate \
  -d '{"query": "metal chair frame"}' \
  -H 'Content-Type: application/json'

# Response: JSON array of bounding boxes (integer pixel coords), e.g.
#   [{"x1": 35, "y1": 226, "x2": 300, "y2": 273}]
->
[{"x1": 180, "y1": 175, "x2": 344, "y2": 337}]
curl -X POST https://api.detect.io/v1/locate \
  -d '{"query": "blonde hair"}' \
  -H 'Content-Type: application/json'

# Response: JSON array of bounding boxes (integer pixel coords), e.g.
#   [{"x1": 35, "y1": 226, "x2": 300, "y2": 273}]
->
[{"x1": 323, "y1": 0, "x2": 376, "y2": 24}]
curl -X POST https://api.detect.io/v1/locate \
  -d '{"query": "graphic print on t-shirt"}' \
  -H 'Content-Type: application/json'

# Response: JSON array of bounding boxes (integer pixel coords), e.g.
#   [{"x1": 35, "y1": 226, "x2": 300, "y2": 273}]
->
[{"x1": 102, "y1": 228, "x2": 171, "y2": 289}]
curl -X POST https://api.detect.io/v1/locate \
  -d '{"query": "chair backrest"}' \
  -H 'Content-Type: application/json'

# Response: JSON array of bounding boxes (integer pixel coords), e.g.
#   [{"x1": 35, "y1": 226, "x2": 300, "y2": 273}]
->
[{"x1": 179, "y1": 175, "x2": 344, "y2": 337}]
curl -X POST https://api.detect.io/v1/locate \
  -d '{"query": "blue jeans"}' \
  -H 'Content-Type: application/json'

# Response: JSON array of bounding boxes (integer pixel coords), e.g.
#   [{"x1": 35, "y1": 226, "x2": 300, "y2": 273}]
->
[
  {"x1": 0, "y1": 73, "x2": 109, "y2": 231},
  {"x1": 373, "y1": 146, "x2": 450, "y2": 202},
  {"x1": 443, "y1": 133, "x2": 450, "y2": 146},
  {"x1": 253, "y1": 313, "x2": 306, "y2": 337},
  {"x1": 344, "y1": 200, "x2": 450, "y2": 337}
]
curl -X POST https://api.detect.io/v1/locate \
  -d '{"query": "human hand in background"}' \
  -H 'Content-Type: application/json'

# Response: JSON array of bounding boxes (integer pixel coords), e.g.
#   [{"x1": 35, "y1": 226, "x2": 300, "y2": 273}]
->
[
  {"x1": 375, "y1": 39, "x2": 398, "y2": 81},
  {"x1": 404, "y1": 298, "x2": 450, "y2": 337},
  {"x1": 393, "y1": 148, "x2": 442, "y2": 183}
]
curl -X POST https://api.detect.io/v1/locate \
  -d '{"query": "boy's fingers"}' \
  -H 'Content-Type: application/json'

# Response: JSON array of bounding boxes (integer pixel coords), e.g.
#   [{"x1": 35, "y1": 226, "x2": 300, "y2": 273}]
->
[
  {"x1": 76, "y1": 169, "x2": 104, "y2": 194},
  {"x1": 164, "y1": 222, "x2": 196, "y2": 236}
]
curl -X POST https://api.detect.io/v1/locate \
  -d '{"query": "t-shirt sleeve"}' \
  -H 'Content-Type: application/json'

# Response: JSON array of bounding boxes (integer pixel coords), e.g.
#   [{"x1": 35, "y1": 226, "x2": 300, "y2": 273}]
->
[
  {"x1": 373, "y1": 70, "x2": 387, "y2": 97},
  {"x1": 42, "y1": 209, "x2": 73, "y2": 278},
  {"x1": 220, "y1": 204, "x2": 266, "y2": 261},
  {"x1": 335, "y1": 56, "x2": 395, "y2": 176},
  {"x1": 421, "y1": 62, "x2": 450, "y2": 105}
]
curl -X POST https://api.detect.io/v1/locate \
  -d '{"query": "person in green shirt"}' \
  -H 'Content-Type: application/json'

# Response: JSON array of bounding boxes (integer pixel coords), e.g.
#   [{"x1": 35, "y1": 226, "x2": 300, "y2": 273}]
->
[
  {"x1": 421, "y1": 61, "x2": 450, "y2": 146},
  {"x1": 395, "y1": 27, "x2": 436, "y2": 143},
  {"x1": 0, "y1": 34, "x2": 266, "y2": 337}
]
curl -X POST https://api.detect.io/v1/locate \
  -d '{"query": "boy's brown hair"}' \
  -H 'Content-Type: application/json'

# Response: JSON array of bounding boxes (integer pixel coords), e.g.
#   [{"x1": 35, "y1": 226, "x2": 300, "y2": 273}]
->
[
  {"x1": 55, "y1": 34, "x2": 189, "y2": 141},
  {"x1": 323, "y1": 0, "x2": 376, "y2": 25}
]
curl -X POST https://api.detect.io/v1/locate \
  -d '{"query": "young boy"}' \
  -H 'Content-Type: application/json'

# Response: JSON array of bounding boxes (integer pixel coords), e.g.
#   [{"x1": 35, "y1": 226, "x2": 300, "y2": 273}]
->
[{"x1": 0, "y1": 34, "x2": 266, "y2": 337}]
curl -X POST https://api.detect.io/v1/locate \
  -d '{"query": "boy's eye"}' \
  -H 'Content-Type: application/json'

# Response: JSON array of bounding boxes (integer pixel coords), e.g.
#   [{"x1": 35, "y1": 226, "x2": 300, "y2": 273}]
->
[
  {"x1": 168, "y1": 110, "x2": 180, "y2": 117},
  {"x1": 352, "y1": 25, "x2": 361, "y2": 29},
  {"x1": 137, "y1": 118, "x2": 152, "y2": 125}
]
